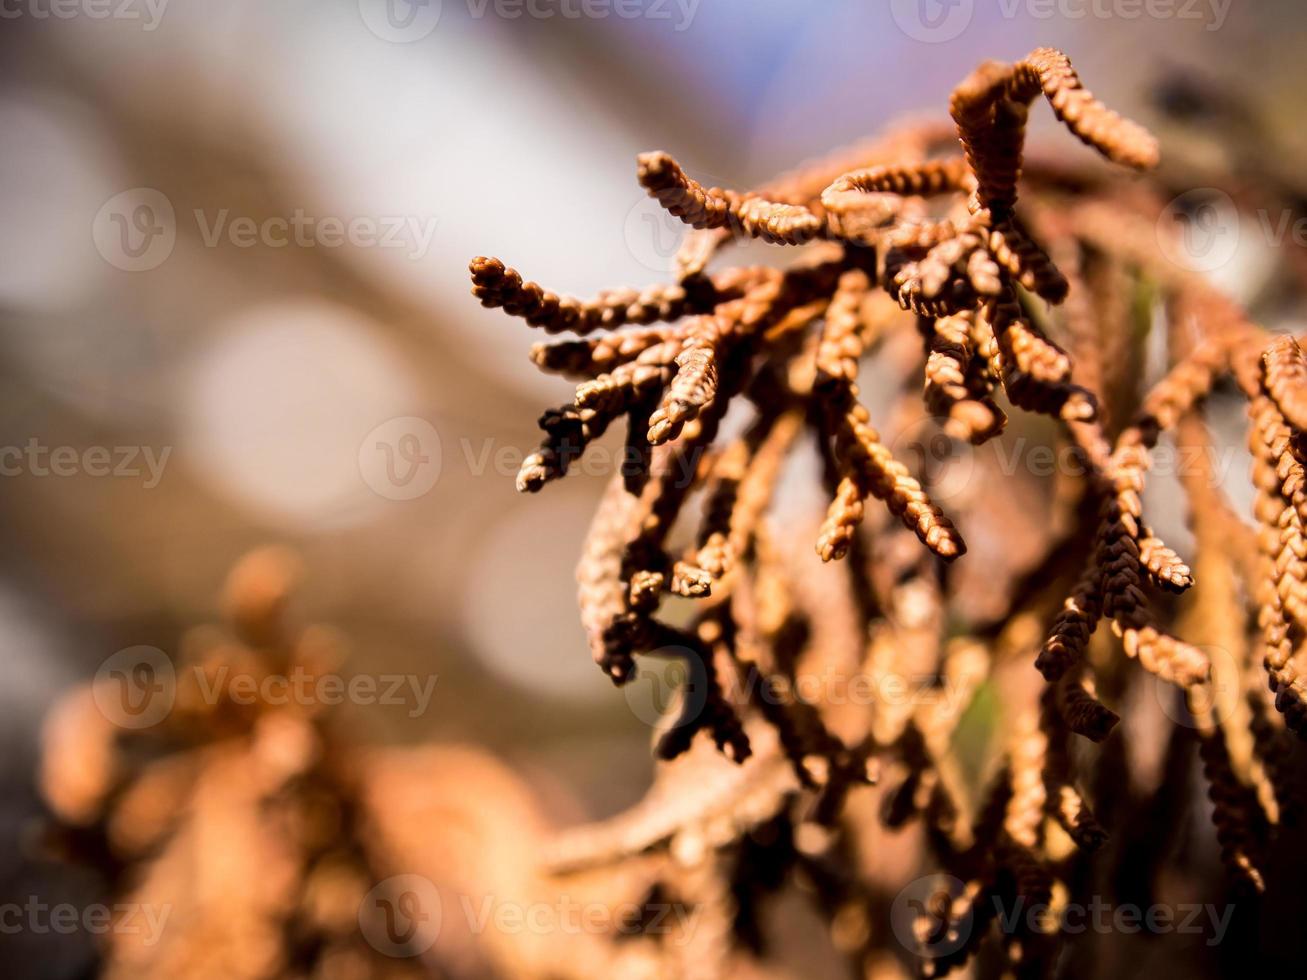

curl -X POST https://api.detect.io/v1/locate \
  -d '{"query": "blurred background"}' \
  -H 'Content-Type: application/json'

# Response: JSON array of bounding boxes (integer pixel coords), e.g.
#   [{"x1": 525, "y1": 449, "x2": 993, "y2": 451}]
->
[{"x1": 3, "y1": 0, "x2": 1307, "y2": 975}]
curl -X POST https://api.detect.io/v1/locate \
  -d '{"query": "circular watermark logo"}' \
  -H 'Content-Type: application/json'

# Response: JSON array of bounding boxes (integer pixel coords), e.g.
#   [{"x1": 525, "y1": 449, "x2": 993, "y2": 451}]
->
[
  {"x1": 92, "y1": 188, "x2": 176, "y2": 272},
  {"x1": 358, "y1": 417, "x2": 443, "y2": 500},
  {"x1": 358, "y1": 874, "x2": 443, "y2": 957},
  {"x1": 1156, "y1": 188, "x2": 1240, "y2": 274},
  {"x1": 1155, "y1": 643, "x2": 1239, "y2": 728},
  {"x1": 358, "y1": 0, "x2": 441, "y2": 42},
  {"x1": 623, "y1": 194, "x2": 689, "y2": 275},
  {"x1": 887, "y1": 411, "x2": 978, "y2": 505},
  {"x1": 890, "y1": 0, "x2": 974, "y2": 43},
  {"x1": 621, "y1": 647, "x2": 709, "y2": 729},
  {"x1": 890, "y1": 873, "x2": 973, "y2": 960},
  {"x1": 93, "y1": 645, "x2": 176, "y2": 729}
]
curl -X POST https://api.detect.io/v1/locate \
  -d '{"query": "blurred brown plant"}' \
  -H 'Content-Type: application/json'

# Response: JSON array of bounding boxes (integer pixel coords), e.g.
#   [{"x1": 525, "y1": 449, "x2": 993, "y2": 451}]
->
[{"x1": 41, "y1": 549, "x2": 694, "y2": 980}]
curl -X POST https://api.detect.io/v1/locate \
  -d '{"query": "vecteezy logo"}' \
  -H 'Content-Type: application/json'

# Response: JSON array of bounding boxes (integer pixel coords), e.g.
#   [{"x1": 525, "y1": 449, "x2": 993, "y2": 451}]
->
[
  {"x1": 1156, "y1": 188, "x2": 1240, "y2": 274},
  {"x1": 358, "y1": 874, "x2": 442, "y2": 957},
  {"x1": 93, "y1": 646, "x2": 176, "y2": 729},
  {"x1": 358, "y1": 0, "x2": 441, "y2": 42},
  {"x1": 890, "y1": 0, "x2": 974, "y2": 43},
  {"x1": 621, "y1": 647, "x2": 709, "y2": 729},
  {"x1": 887, "y1": 409, "x2": 977, "y2": 505},
  {"x1": 1156, "y1": 643, "x2": 1238, "y2": 728},
  {"x1": 92, "y1": 189, "x2": 176, "y2": 272},
  {"x1": 358, "y1": 417, "x2": 443, "y2": 501},
  {"x1": 623, "y1": 194, "x2": 688, "y2": 275},
  {"x1": 890, "y1": 873, "x2": 972, "y2": 960}
]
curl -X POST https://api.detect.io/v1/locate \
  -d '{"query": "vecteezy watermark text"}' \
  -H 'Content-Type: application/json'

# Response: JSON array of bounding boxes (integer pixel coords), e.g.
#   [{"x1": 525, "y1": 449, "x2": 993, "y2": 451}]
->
[
  {"x1": 357, "y1": 874, "x2": 702, "y2": 958},
  {"x1": 357, "y1": 0, "x2": 700, "y2": 43},
  {"x1": 891, "y1": 0, "x2": 1229, "y2": 43},
  {"x1": 995, "y1": 0, "x2": 1230, "y2": 29},
  {"x1": 989, "y1": 895, "x2": 1234, "y2": 944},
  {"x1": 93, "y1": 188, "x2": 439, "y2": 272},
  {"x1": 464, "y1": 0, "x2": 698, "y2": 30},
  {"x1": 188, "y1": 664, "x2": 439, "y2": 718},
  {"x1": 0, "y1": 898, "x2": 171, "y2": 946},
  {"x1": 0, "y1": 0, "x2": 168, "y2": 30},
  {"x1": 94, "y1": 646, "x2": 439, "y2": 729},
  {"x1": 358, "y1": 413, "x2": 1246, "y2": 504},
  {"x1": 623, "y1": 652, "x2": 973, "y2": 730},
  {"x1": 193, "y1": 210, "x2": 438, "y2": 261},
  {"x1": 0, "y1": 440, "x2": 170, "y2": 488},
  {"x1": 893, "y1": 874, "x2": 1236, "y2": 958}
]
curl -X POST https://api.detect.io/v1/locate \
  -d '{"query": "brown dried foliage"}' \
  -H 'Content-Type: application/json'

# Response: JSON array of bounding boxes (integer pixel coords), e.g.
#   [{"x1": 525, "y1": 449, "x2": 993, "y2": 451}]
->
[
  {"x1": 466, "y1": 46, "x2": 1307, "y2": 978},
  {"x1": 38, "y1": 46, "x2": 1307, "y2": 980}
]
